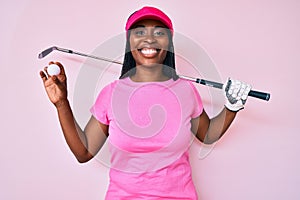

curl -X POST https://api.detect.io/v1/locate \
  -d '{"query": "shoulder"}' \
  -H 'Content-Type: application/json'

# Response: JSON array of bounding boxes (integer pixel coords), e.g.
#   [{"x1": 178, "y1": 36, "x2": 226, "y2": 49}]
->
[
  {"x1": 99, "y1": 79, "x2": 119, "y2": 93},
  {"x1": 172, "y1": 78, "x2": 200, "y2": 93},
  {"x1": 93, "y1": 79, "x2": 121, "y2": 102},
  {"x1": 175, "y1": 78, "x2": 203, "y2": 102}
]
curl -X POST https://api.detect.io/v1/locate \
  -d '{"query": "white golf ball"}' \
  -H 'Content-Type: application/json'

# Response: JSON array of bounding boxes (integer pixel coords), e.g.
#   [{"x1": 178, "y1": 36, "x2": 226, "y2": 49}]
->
[{"x1": 47, "y1": 64, "x2": 61, "y2": 76}]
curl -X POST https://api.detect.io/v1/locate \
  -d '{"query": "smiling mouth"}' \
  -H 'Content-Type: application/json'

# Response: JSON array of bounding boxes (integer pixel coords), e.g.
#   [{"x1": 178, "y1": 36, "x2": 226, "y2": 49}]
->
[{"x1": 138, "y1": 48, "x2": 161, "y2": 57}]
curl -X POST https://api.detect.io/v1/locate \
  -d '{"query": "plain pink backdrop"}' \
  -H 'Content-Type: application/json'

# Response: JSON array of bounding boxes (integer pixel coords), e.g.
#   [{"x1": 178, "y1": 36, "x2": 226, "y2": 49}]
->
[{"x1": 1, "y1": 0, "x2": 299, "y2": 199}]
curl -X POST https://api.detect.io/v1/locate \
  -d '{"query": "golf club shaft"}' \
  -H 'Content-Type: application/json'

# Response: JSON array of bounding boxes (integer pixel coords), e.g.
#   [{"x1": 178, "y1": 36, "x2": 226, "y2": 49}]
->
[
  {"x1": 38, "y1": 46, "x2": 270, "y2": 101},
  {"x1": 38, "y1": 46, "x2": 123, "y2": 65}
]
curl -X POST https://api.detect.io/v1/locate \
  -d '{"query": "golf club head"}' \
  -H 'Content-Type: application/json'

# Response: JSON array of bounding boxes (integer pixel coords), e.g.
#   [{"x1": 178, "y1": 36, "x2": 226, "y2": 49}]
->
[{"x1": 38, "y1": 46, "x2": 58, "y2": 59}]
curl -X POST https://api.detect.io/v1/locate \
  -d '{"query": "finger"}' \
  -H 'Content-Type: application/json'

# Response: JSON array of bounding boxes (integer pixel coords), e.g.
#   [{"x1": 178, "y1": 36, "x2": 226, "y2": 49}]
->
[
  {"x1": 242, "y1": 84, "x2": 251, "y2": 100},
  {"x1": 51, "y1": 75, "x2": 65, "y2": 90},
  {"x1": 224, "y1": 78, "x2": 232, "y2": 92},
  {"x1": 44, "y1": 66, "x2": 50, "y2": 77},
  {"x1": 56, "y1": 62, "x2": 66, "y2": 75},
  {"x1": 39, "y1": 71, "x2": 48, "y2": 82}
]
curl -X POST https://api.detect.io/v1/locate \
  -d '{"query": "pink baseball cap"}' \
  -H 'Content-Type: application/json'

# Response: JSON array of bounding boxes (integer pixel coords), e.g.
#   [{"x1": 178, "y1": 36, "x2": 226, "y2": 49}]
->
[{"x1": 125, "y1": 6, "x2": 173, "y2": 33}]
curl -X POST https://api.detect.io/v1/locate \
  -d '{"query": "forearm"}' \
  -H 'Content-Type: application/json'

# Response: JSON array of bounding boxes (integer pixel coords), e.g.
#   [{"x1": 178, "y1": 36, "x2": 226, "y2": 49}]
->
[
  {"x1": 195, "y1": 78, "x2": 251, "y2": 144},
  {"x1": 204, "y1": 107, "x2": 237, "y2": 144},
  {"x1": 56, "y1": 100, "x2": 91, "y2": 162}
]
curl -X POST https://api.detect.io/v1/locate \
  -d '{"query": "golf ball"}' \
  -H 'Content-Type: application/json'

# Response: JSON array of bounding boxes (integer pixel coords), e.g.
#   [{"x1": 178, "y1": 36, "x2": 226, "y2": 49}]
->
[{"x1": 47, "y1": 64, "x2": 61, "y2": 76}]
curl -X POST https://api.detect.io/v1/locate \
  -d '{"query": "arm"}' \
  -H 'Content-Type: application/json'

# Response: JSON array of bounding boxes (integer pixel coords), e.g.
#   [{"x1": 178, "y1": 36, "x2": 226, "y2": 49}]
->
[
  {"x1": 56, "y1": 101, "x2": 108, "y2": 163},
  {"x1": 40, "y1": 61, "x2": 108, "y2": 163},
  {"x1": 191, "y1": 78, "x2": 251, "y2": 144},
  {"x1": 191, "y1": 108, "x2": 236, "y2": 144}
]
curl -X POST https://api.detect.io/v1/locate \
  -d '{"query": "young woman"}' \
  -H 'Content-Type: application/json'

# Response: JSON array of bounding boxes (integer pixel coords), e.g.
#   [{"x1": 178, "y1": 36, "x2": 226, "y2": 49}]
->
[{"x1": 40, "y1": 6, "x2": 251, "y2": 199}]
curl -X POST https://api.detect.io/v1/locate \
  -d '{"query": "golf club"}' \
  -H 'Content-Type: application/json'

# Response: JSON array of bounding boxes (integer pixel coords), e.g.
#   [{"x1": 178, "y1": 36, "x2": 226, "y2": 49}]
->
[{"x1": 38, "y1": 46, "x2": 270, "y2": 101}]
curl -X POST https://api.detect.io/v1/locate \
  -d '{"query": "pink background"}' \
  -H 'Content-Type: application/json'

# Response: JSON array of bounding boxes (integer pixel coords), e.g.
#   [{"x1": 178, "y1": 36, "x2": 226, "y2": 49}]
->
[{"x1": 1, "y1": 0, "x2": 299, "y2": 199}]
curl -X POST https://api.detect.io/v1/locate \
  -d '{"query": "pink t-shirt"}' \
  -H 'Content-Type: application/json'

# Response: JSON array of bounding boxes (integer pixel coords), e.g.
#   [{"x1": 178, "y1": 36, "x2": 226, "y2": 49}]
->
[{"x1": 91, "y1": 77, "x2": 203, "y2": 199}]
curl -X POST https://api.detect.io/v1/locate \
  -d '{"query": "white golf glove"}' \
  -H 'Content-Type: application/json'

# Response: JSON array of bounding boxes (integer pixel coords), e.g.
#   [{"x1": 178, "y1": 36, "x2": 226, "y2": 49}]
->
[{"x1": 223, "y1": 78, "x2": 252, "y2": 112}]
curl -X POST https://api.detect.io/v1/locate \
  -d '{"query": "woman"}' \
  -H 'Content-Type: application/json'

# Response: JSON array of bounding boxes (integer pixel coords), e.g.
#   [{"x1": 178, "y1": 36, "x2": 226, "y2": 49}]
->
[{"x1": 40, "y1": 6, "x2": 251, "y2": 199}]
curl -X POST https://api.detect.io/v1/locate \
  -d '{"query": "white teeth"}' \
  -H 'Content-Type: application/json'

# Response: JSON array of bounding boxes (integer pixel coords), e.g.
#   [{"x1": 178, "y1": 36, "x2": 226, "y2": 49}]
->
[{"x1": 141, "y1": 48, "x2": 157, "y2": 55}]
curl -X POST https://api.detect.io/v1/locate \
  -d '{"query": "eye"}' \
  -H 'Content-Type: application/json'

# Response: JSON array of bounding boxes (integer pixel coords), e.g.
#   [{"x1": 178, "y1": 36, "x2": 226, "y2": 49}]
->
[
  {"x1": 153, "y1": 28, "x2": 167, "y2": 37},
  {"x1": 153, "y1": 31, "x2": 164, "y2": 36},
  {"x1": 133, "y1": 28, "x2": 146, "y2": 36}
]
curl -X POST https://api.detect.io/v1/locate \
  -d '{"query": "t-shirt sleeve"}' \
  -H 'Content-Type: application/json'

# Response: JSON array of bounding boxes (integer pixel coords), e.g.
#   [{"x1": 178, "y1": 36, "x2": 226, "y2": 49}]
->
[
  {"x1": 188, "y1": 82, "x2": 204, "y2": 118},
  {"x1": 90, "y1": 83, "x2": 113, "y2": 125}
]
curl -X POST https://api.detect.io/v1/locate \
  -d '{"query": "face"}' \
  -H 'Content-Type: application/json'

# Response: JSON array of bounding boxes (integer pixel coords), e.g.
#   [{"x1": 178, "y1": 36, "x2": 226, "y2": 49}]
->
[{"x1": 129, "y1": 19, "x2": 170, "y2": 67}]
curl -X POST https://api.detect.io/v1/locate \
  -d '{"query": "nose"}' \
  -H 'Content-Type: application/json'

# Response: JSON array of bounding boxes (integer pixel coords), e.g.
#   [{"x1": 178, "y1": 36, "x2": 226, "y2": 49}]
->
[{"x1": 144, "y1": 32, "x2": 156, "y2": 44}]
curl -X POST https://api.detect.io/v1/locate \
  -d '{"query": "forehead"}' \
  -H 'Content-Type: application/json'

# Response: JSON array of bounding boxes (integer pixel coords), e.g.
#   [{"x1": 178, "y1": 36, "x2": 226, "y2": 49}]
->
[{"x1": 131, "y1": 19, "x2": 167, "y2": 29}]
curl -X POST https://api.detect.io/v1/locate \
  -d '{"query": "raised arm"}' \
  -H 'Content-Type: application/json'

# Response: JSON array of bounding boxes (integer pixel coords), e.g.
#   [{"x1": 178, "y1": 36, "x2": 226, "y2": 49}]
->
[
  {"x1": 40, "y1": 61, "x2": 108, "y2": 163},
  {"x1": 191, "y1": 79, "x2": 251, "y2": 144}
]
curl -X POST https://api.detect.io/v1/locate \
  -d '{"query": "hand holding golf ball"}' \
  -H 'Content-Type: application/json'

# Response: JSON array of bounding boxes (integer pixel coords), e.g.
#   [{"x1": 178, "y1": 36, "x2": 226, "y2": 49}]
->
[
  {"x1": 40, "y1": 62, "x2": 68, "y2": 107},
  {"x1": 47, "y1": 63, "x2": 61, "y2": 76}
]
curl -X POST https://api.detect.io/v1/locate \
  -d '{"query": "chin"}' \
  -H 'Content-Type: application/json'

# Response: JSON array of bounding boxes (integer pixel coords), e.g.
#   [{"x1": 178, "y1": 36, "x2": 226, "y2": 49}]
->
[{"x1": 137, "y1": 62, "x2": 163, "y2": 67}]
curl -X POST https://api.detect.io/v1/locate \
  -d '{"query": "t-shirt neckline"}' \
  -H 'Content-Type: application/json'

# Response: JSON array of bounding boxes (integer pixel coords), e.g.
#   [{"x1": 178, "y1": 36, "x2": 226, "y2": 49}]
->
[{"x1": 123, "y1": 76, "x2": 175, "y2": 86}]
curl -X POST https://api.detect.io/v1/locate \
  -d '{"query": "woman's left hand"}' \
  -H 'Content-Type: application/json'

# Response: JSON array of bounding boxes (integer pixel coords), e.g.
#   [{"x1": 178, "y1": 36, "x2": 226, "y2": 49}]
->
[{"x1": 223, "y1": 78, "x2": 252, "y2": 112}]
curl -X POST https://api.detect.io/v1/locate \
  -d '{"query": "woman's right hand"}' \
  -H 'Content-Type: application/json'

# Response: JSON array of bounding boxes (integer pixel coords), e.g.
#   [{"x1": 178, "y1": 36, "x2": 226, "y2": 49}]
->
[{"x1": 39, "y1": 61, "x2": 68, "y2": 108}]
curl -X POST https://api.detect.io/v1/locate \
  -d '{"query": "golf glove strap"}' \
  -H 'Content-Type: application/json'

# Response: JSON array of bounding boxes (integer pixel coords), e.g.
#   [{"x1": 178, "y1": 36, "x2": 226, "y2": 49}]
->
[{"x1": 224, "y1": 78, "x2": 252, "y2": 112}]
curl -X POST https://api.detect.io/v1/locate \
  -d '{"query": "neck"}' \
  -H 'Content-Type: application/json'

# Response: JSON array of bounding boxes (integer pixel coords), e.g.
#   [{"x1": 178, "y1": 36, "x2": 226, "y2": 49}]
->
[{"x1": 130, "y1": 64, "x2": 169, "y2": 82}]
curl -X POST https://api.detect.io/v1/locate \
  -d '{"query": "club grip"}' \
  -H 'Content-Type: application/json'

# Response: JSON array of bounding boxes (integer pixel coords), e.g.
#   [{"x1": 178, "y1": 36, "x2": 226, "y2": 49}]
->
[
  {"x1": 197, "y1": 78, "x2": 270, "y2": 101},
  {"x1": 248, "y1": 90, "x2": 270, "y2": 101}
]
